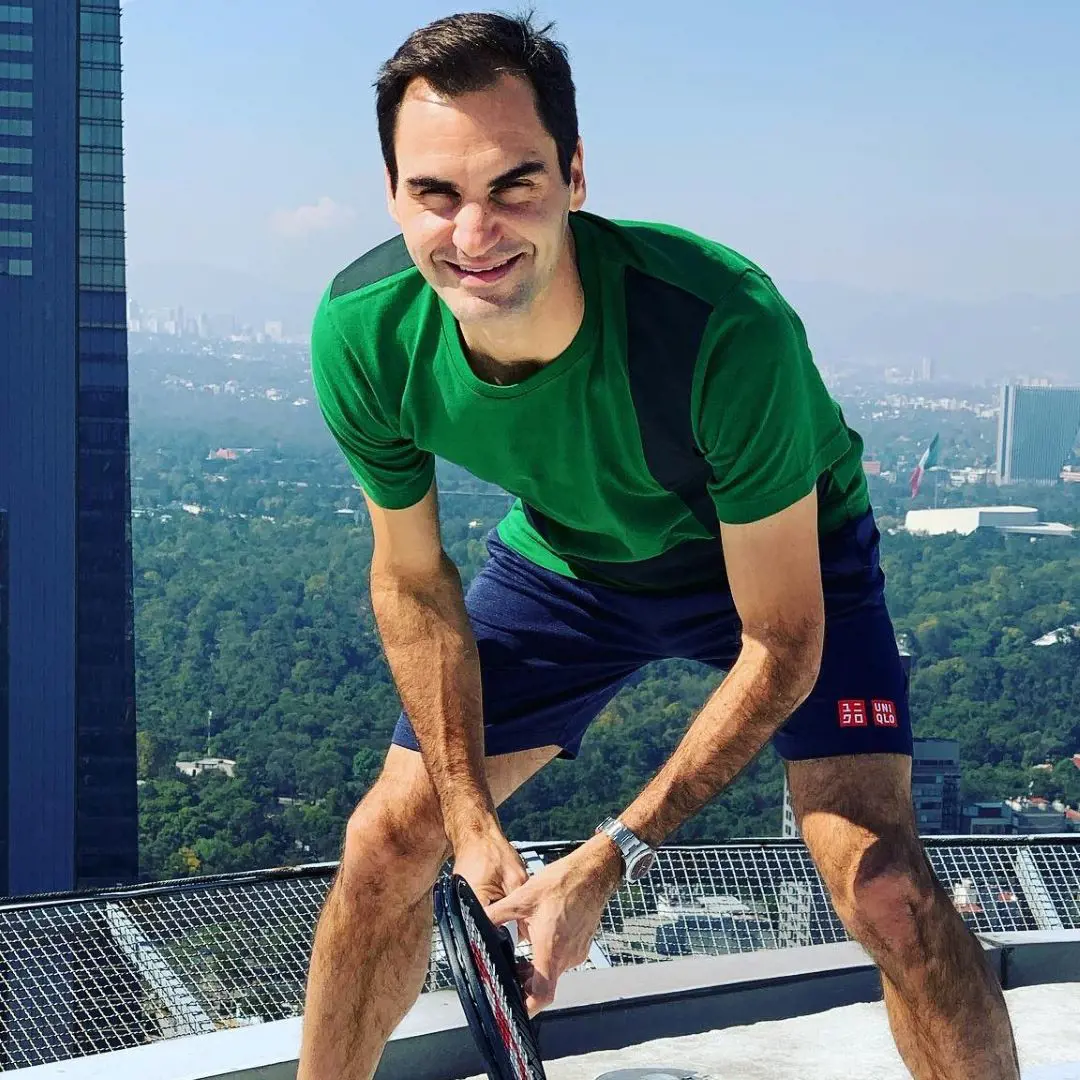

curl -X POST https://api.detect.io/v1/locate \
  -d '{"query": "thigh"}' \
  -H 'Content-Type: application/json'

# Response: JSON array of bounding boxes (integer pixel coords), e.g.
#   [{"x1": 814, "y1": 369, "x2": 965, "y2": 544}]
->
[
  {"x1": 366, "y1": 742, "x2": 562, "y2": 835},
  {"x1": 392, "y1": 536, "x2": 655, "y2": 759},
  {"x1": 785, "y1": 752, "x2": 931, "y2": 915}
]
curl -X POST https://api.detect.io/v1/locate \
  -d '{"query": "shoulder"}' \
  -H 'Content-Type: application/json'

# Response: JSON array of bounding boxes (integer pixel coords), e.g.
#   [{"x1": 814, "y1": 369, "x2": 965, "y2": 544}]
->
[
  {"x1": 577, "y1": 212, "x2": 802, "y2": 345},
  {"x1": 314, "y1": 234, "x2": 430, "y2": 347},
  {"x1": 576, "y1": 212, "x2": 804, "y2": 366},
  {"x1": 577, "y1": 211, "x2": 775, "y2": 309},
  {"x1": 311, "y1": 234, "x2": 437, "y2": 381},
  {"x1": 328, "y1": 234, "x2": 418, "y2": 303}
]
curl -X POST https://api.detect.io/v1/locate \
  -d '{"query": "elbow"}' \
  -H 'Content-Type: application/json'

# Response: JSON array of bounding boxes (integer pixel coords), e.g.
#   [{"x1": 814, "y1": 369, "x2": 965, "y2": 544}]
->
[
  {"x1": 789, "y1": 633, "x2": 824, "y2": 701},
  {"x1": 369, "y1": 547, "x2": 455, "y2": 594},
  {"x1": 744, "y1": 618, "x2": 824, "y2": 704}
]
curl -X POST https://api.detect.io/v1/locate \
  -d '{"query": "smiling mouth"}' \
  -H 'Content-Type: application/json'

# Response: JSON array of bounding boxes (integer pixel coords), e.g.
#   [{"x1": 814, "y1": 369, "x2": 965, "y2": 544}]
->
[{"x1": 445, "y1": 253, "x2": 524, "y2": 283}]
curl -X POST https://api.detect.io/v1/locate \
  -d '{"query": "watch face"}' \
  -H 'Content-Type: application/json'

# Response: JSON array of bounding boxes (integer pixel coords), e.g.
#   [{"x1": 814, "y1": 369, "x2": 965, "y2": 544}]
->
[{"x1": 627, "y1": 849, "x2": 657, "y2": 882}]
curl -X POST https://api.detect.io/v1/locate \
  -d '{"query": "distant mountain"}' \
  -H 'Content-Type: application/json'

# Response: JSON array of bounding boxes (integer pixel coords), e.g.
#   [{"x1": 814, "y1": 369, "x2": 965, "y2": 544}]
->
[
  {"x1": 781, "y1": 281, "x2": 1080, "y2": 384},
  {"x1": 128, "y1": 260, "x2": 1080, "y2": 384}
]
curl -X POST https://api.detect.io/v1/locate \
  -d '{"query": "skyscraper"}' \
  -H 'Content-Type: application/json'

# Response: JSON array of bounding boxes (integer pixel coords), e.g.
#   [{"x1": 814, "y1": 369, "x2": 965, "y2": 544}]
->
[
  {"x1": 0, "y1": 511, "x2": 8, "y2": 885},
  {"x1": 911, "y1": 738, "x2": 962, "y2": 835},
  {"x1": 0, "y1": 1, "x2": 136, "y2": 896},
  {"x1": 995, "y1": 382, "x2": 1080, "y2": 486}
]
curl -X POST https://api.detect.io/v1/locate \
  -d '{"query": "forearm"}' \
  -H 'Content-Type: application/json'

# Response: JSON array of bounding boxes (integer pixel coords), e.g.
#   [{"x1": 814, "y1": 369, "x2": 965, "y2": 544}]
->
[
  {"x1": 619, "y1": 637, "x2": 819, "y2": 847},
  {"x1": 370, "y1": 552, "x2": 494, "y2": 845}
]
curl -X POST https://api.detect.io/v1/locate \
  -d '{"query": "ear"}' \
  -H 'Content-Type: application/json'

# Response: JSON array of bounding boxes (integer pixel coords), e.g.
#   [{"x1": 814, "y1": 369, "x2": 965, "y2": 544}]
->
[
  {"x1": 385, "y1": 166, "x2": 400, "y2": 225},
  {"x1": 568, "y1": 138, "x2": 586, "y2": 212}
]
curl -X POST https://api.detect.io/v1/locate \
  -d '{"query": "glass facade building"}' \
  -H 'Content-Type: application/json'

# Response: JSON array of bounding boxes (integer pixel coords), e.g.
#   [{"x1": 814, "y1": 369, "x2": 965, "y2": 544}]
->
[
  {"x1": 0, "y1": 0, "x2": 136, "y2": 896},
  {"x1": 911, "y1": 738, "x2": 962, "y2": 835},
  {"x1": 996, "y1": 383, "x2": 1080, "y2": 486}
]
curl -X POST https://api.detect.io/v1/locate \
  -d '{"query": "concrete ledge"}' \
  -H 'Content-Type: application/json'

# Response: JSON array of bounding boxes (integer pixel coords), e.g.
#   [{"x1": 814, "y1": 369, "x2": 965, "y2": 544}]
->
[
  {"x1": 980, "y1": 930, "x2": 1080, "y2": 989},
  {"x1": 530, "y1": 943, "x2": 885, "y2": 1064}
]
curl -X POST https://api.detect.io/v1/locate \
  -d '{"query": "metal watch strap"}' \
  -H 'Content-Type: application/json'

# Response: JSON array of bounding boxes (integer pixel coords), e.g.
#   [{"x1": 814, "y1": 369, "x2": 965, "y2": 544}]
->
[{"x1": 596, "y1": 817, "x2": 655, "y2": 880}]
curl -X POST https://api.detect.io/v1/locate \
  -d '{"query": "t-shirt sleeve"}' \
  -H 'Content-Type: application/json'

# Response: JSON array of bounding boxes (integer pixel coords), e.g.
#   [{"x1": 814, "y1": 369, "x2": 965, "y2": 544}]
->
[
  {"x1": 695, "y1": 272, "x2": 852, "y2": 525},
  {"x1": 310, "y1": 290, "x2": 435, "y2": 510}
]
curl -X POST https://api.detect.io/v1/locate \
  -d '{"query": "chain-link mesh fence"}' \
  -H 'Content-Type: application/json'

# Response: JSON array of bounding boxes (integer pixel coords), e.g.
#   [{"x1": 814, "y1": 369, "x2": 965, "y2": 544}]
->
[{"x1": 2, "y1": 836, "x2": 1078, "y2": 1070}]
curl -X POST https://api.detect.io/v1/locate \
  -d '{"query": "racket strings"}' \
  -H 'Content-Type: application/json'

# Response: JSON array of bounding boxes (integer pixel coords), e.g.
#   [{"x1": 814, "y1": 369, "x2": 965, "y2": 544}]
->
[{"x1": 461, "y1": 903, "x2": 536, "y2": 1080}]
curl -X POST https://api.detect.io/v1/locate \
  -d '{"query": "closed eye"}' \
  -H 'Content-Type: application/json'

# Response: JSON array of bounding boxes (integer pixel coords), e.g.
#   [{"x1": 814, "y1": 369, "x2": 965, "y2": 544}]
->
[{"x1": 492, "y1": 180, "x2": 537, "y2": 204}]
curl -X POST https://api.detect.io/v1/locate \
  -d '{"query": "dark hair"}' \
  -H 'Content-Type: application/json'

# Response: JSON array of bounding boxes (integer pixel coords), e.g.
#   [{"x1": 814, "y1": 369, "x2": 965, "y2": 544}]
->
[{"x1": 375, "y1": 11, "x2": 578, "y2": 192}]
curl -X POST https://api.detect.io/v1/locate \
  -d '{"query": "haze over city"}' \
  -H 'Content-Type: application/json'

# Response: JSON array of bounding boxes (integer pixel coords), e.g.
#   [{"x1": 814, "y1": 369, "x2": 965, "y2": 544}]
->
[{"x1": 120, "y1": 0, "x2": 1080, "y2": 379}]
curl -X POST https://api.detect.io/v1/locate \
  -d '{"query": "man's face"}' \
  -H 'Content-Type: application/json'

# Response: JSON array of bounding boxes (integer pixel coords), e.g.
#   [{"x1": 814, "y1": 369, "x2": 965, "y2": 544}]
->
[{"x1": 387, "y1": 73, "x2": 585, "y2": 327}]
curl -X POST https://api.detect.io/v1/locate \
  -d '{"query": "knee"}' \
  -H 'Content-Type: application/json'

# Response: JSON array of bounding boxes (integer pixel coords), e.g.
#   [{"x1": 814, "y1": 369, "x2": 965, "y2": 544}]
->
[
  {"x1": 835, "y1": 839, "x2": 940, "y2": 958},
  {"x1": 337, "y1": 773, "x2": 450, "y2": 906}
]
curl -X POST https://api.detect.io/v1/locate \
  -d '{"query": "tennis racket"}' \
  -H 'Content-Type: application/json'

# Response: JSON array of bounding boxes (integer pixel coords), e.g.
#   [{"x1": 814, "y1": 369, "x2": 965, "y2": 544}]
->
[{"x1": 434, "y1": 872, "x2": 547, "y2": 1080}]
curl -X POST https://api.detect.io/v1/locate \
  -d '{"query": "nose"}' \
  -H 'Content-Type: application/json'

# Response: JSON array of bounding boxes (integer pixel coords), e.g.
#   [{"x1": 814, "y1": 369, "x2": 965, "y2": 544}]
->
[{"x1": 451, "y1": 201, "x2": 500, "y2": 259}]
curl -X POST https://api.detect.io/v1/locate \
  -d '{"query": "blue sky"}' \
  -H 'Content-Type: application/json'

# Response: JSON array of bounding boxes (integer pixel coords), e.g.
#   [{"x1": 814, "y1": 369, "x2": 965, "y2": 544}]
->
[{"x1": 120, "y1": 1, "x2": 1080, "y2": 312}]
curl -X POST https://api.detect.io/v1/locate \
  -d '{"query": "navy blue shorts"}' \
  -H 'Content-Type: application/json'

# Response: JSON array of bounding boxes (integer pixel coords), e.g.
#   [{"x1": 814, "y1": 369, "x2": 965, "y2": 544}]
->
[{"x1": 392, "y1": 508, "x2": 913, "y2": 762}]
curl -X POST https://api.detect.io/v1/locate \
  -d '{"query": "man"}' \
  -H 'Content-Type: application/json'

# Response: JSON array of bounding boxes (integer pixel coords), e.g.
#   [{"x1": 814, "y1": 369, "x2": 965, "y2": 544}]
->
[{"x1": 300, "y1": 12, "x2": 1019, "y2": 1080}]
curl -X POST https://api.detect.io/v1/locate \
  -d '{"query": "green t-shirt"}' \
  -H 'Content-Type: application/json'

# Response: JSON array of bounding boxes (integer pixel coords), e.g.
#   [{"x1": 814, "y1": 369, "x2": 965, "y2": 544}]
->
[{"x1": 312, "y1": 210, "x2": 869, "y2": 591}]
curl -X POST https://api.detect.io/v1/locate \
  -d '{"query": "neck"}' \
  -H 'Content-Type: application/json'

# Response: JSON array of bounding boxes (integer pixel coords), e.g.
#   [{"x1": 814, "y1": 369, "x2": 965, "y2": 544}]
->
[{"x1": 459, "y1": 228, "x2": 583, "y2": 367}]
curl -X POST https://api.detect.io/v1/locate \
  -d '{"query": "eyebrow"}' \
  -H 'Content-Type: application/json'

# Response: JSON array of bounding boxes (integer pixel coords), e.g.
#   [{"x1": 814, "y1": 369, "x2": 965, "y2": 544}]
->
[{"x1": 403, "y1": 159, "x2": 548, "y2": 196}]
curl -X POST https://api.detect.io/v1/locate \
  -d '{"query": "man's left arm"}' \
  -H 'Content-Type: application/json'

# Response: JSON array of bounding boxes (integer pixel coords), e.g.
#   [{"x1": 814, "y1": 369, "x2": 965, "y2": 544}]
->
[
  {"x1": 610, "y1": 486, "x2": 824, "y2": 848},
  {"x1": 602, "y1": 272, "x2": 841, "y2": 853},
  {"x1": 488, "y1": 489, "x2": 825, "y2": 1012}
]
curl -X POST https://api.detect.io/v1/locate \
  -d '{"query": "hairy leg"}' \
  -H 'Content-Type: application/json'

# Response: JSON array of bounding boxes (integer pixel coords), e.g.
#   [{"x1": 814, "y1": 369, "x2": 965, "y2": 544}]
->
[
  {"x1": 787, "y1": 753, "x2": 1020, "y2": 1080},
  {"x1": 297, "y1": 742, "x2": 560, "y2": 1080}
]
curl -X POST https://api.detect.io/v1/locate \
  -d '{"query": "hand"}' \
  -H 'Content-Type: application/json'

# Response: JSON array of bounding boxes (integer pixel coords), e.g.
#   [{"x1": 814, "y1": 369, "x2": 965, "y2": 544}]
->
[
  {"x1": 451, "y1": 825, "x2": 528, "y2": 908},
  {"x1": 486, "y1": 835, "x2": 622, "y2": 1015}
]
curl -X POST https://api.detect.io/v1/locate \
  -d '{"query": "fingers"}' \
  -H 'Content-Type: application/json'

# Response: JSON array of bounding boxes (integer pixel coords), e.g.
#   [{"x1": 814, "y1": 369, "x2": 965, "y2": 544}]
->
[
  {"x1": 523, "y1": 968, "x2": 556, "y2": 1015},
  {"x1": 471, "y1": 881, "x2": 507, "y2": 907},
  {"x1": 453, "y1": 845, "x2": 528, "y2": 908},
  {"x1": 485, "y1": 894, "x2": 522, "y2": 926},
  {"x1": 506, "y1": 860, "x2": 529, "y2": 891}
]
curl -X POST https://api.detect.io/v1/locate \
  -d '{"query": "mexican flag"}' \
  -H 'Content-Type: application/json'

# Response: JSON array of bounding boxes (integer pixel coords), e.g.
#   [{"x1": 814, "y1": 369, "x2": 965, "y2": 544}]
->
[{"x1": 909, "y1": 434, "x2": 940, "y2": 497}]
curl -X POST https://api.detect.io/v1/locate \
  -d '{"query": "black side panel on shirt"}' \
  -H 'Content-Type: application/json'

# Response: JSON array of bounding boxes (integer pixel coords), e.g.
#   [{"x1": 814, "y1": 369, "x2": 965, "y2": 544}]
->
[
  {"x1": 330, "y1": 235, "x2": 413, "y2": 300},
  {"x1": 527, "y1": 507, "x2": 729, "y2": 591},
  {"x1": 522, "y1": 267, "x2": 727, "y2": 592},
  {"x1": 623, "y1": 266, "x2": 718, "y2": 536}
]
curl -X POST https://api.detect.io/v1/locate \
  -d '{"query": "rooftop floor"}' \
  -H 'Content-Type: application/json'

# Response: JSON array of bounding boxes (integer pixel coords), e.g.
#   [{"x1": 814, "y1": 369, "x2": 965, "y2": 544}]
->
[{"x1": 465, "y1": 983, "x2": 1080, "y2": 1080}]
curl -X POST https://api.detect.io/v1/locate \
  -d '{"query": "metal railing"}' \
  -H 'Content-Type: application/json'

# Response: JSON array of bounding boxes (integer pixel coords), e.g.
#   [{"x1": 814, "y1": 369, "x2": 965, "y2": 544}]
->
[{"x1": 1, "y1": 836, "x2": 1078, "y2": 1070}]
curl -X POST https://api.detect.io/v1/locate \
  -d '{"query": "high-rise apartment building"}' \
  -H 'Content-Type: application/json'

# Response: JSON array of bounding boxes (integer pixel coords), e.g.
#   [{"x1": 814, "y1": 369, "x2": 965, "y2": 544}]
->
[
  {"x1": 912, "y1": 738, "x2": 962, "y2": 835},
  {"x1": 0, "y1": 0, "x2": 136, "y2": 896},
  {"x1": 996, "y1": 383, "x2": 1080, "y2": 486}
]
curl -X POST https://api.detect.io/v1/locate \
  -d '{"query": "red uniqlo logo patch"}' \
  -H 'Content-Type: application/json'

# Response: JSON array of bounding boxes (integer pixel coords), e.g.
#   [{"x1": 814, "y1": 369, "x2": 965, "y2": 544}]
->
[
  {"x1": 837, "y1": 699, "x2": 867, "y2": 727},
  {"x1": 872, "y1": 699, "x2": 898, "y2": 727}
]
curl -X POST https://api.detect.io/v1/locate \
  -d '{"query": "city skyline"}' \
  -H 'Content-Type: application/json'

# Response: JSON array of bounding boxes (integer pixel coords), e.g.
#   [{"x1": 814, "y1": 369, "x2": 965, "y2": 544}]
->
[{"x1": 117, "y1": 2, "x2": 1080, "y2": 379}]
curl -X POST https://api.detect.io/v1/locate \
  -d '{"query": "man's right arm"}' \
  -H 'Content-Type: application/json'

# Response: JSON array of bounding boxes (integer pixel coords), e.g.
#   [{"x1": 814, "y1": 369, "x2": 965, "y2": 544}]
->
[
  {"x1": 364, "y1": 483, "x2": 525, "y2": 900},
  {"x1": 310, "y1": 294, "x2": 523, "y2": 898}
]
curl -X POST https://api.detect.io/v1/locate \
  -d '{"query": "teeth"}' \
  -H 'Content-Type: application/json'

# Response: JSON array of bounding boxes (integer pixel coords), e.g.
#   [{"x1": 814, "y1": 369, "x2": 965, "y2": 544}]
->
[{"x1": 459, "y1": 257, "x2": 512, "y2": 272}]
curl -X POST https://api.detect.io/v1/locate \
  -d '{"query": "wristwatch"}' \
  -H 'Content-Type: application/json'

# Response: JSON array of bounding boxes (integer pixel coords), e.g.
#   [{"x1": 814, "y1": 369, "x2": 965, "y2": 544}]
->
[{"x1": 596, "y1": 817, "x2": 658, "y2": 883}]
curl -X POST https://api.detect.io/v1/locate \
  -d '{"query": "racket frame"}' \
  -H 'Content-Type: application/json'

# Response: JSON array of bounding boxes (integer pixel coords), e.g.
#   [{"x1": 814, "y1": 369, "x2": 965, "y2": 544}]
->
[{"x1": 434, "y1": 873, "x2": 546, "y2": 1080}]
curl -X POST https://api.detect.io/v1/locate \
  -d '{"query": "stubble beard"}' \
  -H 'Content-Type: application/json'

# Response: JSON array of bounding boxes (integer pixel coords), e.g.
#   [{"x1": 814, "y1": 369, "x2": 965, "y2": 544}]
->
[{"x1": 449, "y1": 272, "x2": 538, "y2": 325}]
